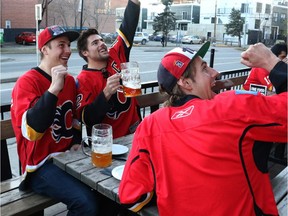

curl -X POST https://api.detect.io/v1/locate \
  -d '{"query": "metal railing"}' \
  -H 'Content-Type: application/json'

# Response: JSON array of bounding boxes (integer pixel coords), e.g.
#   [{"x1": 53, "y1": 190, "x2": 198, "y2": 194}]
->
[{"x1": 140, "y1": 67, "x2": 251, "y2": 93}]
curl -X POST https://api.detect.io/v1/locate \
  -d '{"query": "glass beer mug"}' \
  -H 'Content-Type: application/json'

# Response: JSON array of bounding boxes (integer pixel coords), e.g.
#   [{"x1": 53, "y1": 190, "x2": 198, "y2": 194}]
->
[
  {"x1": 120, "y1": 61, "x2": 142, "y2": 97},
  {"x1": 81, "y1": 124, "x2": 112, "y2": 168}
]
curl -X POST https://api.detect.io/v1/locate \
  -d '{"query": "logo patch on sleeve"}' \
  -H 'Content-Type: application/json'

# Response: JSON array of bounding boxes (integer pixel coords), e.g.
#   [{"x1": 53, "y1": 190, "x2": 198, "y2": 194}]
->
[{"x1": 235, "y1": 90, "x2": 258, "y2": 95}]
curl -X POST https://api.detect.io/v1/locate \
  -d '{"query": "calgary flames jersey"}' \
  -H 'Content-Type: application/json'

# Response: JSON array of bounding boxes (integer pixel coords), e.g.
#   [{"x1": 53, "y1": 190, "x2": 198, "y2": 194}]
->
[
  {"x1": 76, "y1": 0, "x2": 141, "y2": 138},
  {"x1": 119, "y1": 62, "x2": 288, "y2": 215},
  {"x1": 11, "y1": 68, "x2": 78, "y2": 173}
]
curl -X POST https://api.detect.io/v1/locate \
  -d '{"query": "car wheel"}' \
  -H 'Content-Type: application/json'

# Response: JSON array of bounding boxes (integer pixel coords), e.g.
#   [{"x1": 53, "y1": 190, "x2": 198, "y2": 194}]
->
[
  {"x1": 190, "y1": 41, "x2": 194, "y2": 44},
  {"x1": 141, "y1": 40, "x2": 146, "y2": 45}
]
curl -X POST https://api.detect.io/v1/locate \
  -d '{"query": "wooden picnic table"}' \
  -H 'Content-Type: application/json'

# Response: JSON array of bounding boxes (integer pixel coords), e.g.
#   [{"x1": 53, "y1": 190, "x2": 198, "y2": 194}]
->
[{"x1": 53, "y1": 133, "x2": 159, "y2": 216}]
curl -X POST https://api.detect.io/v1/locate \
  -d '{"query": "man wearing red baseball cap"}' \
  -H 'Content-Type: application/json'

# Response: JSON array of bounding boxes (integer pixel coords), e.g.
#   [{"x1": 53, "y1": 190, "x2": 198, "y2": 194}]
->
[
  {"x1": 119, "y1": 42, "x2": 287, "y2": 215},
  {"x1": 11, "y1": 25, "x2": 101, "y2": 215}
]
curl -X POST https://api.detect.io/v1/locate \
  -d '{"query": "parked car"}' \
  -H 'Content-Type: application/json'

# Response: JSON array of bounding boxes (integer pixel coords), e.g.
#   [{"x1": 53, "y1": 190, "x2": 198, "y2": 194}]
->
[
  {"x1": 134, "y1": 32, "x2": 149, "y2": 45},
  {"x1": 101, "y1": 32, "x2": 118, "y2": 43},
  {"x1": 169, "y1": 34, "x2": 183, "y2": 43},
  {"x1": 153, "y1": 34, "x2": 162, "y2": 41},
  {"x1": 181, "y1": 35, "x2": 202, "y2": 44},
  {"x1": 15, "y1": 32, "x2": 36, "y2": 45}
]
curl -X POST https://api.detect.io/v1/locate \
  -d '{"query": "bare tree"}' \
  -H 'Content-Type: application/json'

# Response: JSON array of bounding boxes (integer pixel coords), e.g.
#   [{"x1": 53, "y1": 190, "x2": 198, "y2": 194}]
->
[
  {"x1": 86, "y1": 0, "x2": 111, "y2": 32},
  {"x1": 40, "y1": 0, "x2": 114, "y2": 31},
  {"x1": 48, "y1": 0, "x2": 83, "y2": 29},
  {"x1": 38, "y1": 0, "x2": 54, "y2": 27}
]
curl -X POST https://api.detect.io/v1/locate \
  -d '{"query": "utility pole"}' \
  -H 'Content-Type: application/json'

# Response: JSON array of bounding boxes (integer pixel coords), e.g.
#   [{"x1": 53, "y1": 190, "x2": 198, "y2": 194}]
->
[
  {"x1": 35, "y1": 4, "x2": 42, "y2": 65},
  {"x1": 80, "y1": 0, "x2": 84, "y2": 32},
  {"x1": 213, "y1": 0, "x2": 217, "y2": 44},
  {"x1": 45, "y1": 0, "x2": 48, "y2": 27}
]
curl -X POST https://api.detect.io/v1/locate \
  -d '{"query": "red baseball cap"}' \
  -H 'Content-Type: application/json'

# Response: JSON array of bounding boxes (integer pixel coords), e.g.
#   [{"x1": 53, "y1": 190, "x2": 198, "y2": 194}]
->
[
  {"x1": 38, "y1": 25, "x2": 79, "y2": 50},
  {"x1": 157, "y1": 41, "x2": 210, "y2": 93}
]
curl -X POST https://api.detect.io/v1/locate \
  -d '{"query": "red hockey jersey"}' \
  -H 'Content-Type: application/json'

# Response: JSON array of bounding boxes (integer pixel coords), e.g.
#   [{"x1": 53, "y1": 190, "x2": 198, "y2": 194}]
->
[
  {"x1": 119, "y1": 90, "x2": 287, "y2": 215},
  {"x1": 11, "y1": 68, "x2": 78, "y2": 173},
  {"x1": 243, "y1": 67, "x2": 273, "y2": 91},
  {"x1": 76, "y1": 0, "x2": 141, "y2": 138}
]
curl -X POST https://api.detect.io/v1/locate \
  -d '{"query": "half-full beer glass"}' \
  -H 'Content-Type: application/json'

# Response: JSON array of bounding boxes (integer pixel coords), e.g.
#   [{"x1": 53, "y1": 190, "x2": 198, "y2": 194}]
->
[
  {"x1": 81, "y1": 124, "x2": 112, "y2": 168},
  {"x1": 120, "y1": 61, "x2": 142, "y2": 97}
]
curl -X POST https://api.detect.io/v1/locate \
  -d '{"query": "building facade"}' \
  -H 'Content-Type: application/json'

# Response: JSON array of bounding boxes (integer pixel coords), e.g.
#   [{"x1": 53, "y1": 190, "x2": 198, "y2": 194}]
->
[
  {"x1": 0, "y1": 0, "x2": 127, "y2": 42},
  {"x1": 1, "y1": 0, "x2": 286, "y2": 45}
]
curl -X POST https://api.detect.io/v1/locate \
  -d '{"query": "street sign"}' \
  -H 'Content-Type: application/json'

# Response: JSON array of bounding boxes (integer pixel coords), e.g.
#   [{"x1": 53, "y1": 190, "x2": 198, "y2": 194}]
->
[{"x1": 35, "y1": 4, "x2": 42, "y2": 21}]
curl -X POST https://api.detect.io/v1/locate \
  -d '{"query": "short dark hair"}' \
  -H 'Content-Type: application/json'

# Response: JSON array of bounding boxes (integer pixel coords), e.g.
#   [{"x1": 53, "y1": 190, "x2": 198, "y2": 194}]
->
[
  {"x1": 77, "y1": 28, "x2": 100, "y2": 62},
  {"x1": 271, "y1": 43, "x2": 287, "y2": 57}
]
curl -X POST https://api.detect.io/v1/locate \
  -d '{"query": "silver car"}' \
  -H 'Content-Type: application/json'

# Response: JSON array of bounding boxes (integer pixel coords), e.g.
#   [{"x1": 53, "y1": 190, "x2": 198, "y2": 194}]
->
[
  {"x1": 181, "y1": 35, "x2": 202, "y2": 44},
  {"x1": 134, "y1": 32, "x2": 149, "y2": 45}
]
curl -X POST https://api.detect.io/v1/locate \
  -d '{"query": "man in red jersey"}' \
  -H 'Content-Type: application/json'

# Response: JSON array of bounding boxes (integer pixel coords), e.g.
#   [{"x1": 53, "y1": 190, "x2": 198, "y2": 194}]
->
[
  {"x1": 11, "y1": 25, "x2": 100, "y2": 215},
  {"x1": 76, "y1": 0, "x2": 141, "y2": 139},
  {"x1": 119, "y1": 42, "x2": 287, "y2": 215},
  {"x1": 243, "y1": 43, "x2": 287, "y2": 92}
]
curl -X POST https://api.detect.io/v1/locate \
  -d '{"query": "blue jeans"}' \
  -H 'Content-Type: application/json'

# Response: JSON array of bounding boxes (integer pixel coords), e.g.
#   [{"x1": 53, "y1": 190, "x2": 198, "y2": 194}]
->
[{"x1": 28, "y1": 160, "x2": 99, "y2": 216}]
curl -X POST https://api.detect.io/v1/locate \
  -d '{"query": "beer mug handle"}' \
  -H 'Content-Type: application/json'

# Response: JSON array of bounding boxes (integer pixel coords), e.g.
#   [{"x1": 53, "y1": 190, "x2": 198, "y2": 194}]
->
[
  {"x1": 117, "y1": 72, "x2": 124, "y2": 93},
  {"x1": 81, "y1": 136, "x2": 92, "y2": 157}
]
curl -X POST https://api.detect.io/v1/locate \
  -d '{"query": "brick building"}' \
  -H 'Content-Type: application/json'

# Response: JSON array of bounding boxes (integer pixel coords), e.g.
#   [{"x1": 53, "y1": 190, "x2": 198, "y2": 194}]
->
[
  {"x1": 1, "y1": 0, "x2": 38, "y2": 29},
  {"x1": 0, "y1": 0, "x2": 127, "y2": 42}
]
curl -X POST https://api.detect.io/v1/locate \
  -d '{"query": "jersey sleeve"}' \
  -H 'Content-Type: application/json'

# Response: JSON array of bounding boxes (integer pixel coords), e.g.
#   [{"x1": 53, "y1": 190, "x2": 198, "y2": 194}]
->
[
  {"x1": 243, "y1": 68, "x2": 260, "y2": 90},
  {"x1": 76, "y1": 75, "x2": 113, "y2": 126},
  {"x1": 12, "y1": 76, "x2": 57, "y2": 141},
  {"x1": 218, "y1": 90, "x2": 287, "y2": 143},
  {"x1": 110, "y1": 0, "x2": 140, "y2": 62},
  {"x1": 269, "y1": 61, "x2": 287, "y2": 94},
  {"x1": 119, "y1": 131, "x2": 155, "y2": 212}
]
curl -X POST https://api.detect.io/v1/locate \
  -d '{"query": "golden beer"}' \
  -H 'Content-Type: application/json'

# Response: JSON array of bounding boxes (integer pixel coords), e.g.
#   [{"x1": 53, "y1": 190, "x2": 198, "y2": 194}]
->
[
  {"x1": 91, "y1": 151, "x2": 112, "y2": 168},
  {"x1": 120, "y1": 61, "x2": 142, "y2": 97},
  {"x1": 123, "y1": 85, "x2": 142, "y2": 97},
  {"x1": 81, "y1": 124, "x2": 113, "y2": 168}
]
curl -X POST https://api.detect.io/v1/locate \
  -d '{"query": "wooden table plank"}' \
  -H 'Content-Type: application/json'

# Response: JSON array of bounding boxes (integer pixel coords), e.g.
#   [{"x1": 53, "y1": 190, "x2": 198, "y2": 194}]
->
[
  {"x1": 0, "y1": 176, "x2": 23, "y2": 193},
  {"x1": 66, "y1": 156, "x2": 94, "y2": 179},
  {"x1": 271, "y1": 167, "x2": 288, "y2": 204},
  {"x1": 52, "y1": 133, "x2": 155, "y2": 215},
  {"x1": 138, "y1": 206, "x2": 159, "y2": 216},
  {"x1": 81, "y1": 168, "x2": 110, "y2": 190},
  {"x1": 277, "y1": 195, "x2": 287, "y2": 216},
  {"x1": 53, "y1": 151, "x2": 86, "y2": 170}
]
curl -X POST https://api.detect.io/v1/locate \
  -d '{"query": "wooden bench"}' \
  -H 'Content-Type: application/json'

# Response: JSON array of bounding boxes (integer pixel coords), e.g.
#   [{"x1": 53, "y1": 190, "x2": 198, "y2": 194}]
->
[
  {"x1": 136, "y1": 92, "x2": 169, "y2": 117},
  {"x1": 212, "y1": 75, "x2": 248, "y2": 92},
  {"x1": 271, "y1": 166, "x2": 288, "y2": 215},
  {"x1": 0, "y1": 119, "x2": 59, "y2": 216}
]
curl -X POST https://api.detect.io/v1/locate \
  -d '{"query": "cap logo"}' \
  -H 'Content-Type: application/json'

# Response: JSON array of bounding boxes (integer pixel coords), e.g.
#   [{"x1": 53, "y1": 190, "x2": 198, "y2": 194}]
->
[
  {"x1": 175, "y1": 60, "x2": 184, "y2": 68},
  {"x1": 50, "y1": 25, "x2": 65, "y2": 36}
]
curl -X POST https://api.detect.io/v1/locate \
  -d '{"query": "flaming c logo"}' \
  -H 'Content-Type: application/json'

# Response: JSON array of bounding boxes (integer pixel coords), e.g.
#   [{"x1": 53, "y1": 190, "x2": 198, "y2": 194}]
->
[
  {"x1": 51, "y1": 101, "x2": 74, "y2": 143},
  {"x1": 106, "y1": 91, "x2": 131, "y2": 119}
]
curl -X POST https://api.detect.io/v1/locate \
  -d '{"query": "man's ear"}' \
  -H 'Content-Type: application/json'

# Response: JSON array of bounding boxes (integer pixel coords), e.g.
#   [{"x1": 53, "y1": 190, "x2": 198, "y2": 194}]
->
[
  {"x1": 82, "y1": 50, "x2": 88, "y2": 57},
  {"x1": 177, "y1": 77, "x2": 193, "y2": 91},
  {"x1": 41, "y1": 45, "x2": 49, "y2": 55}
]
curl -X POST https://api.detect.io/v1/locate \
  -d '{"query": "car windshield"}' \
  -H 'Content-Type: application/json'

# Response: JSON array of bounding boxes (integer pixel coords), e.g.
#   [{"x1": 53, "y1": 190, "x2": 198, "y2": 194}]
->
[{"x1": 24, "y1": 33, "x2": 34, "y2": 36}]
